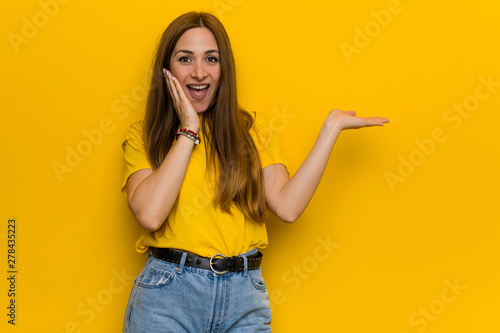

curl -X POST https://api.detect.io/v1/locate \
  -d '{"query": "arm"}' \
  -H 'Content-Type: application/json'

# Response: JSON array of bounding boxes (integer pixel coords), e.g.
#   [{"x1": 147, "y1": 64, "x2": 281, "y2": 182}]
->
[
  {"x1": 264, "y1": 109, "x2": 389, "y2": 223},
  {"x1": 126, "y1": 70, "x2": 199, "y2": 231}
]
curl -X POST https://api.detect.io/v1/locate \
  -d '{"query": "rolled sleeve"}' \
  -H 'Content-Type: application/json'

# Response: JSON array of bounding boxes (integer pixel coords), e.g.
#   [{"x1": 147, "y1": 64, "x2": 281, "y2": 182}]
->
[
  {"x1": 121, "y1": 122, "x2": 152, "y2": 193},
  {"x1": 251, "y1": 112, "x2": 288, "y2": 170}
]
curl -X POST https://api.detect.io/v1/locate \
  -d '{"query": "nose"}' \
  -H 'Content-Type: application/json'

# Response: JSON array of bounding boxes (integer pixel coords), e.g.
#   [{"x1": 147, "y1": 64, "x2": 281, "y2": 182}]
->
[{"x1": 191, "y1": 62, "x2": 207, "y2": 80}]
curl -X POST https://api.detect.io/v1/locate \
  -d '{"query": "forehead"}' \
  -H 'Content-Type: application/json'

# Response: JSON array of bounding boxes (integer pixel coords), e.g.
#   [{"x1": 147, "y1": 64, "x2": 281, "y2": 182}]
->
[{"x1": 174, "y1": 27, "x2": 218, "y2": 52}]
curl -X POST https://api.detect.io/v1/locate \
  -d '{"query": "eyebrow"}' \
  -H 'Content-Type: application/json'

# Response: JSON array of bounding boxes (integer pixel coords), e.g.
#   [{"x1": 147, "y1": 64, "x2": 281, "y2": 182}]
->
[{"x1": 173, "y1": 49, "x2": 220, "y2": 56}]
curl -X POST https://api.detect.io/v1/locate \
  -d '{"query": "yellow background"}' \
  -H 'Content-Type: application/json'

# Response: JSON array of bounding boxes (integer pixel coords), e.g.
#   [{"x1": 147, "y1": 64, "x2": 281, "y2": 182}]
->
[{"x1": 2, "y1": 0, "x2": 499, "y2": 332}]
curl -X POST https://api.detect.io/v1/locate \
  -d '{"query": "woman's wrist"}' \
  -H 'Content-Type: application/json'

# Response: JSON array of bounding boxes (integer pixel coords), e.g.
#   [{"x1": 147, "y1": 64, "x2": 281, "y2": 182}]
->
[
  {"x1": 180, "y1": 122, "x2": 200, "y2": 134},
  {"x1": 175, "y1": 133, "x2": 197, "y2": 145},
  {"x1": 174, "y1": 128, "x2": 201, "y2": 145},
  {"x1": 322, "y1": 113, "x2": 343, "y2": 136}
]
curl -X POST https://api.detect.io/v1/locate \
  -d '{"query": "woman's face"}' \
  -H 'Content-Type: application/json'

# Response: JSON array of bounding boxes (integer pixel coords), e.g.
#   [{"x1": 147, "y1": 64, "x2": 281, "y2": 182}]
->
[{"x1": 169, "y1": 27, "x2": 221, "y2": 113}]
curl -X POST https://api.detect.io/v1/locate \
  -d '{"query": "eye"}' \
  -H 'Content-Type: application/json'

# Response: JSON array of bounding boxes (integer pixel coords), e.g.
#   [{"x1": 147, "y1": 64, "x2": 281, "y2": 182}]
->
[
  {"x1": 178, "y1": 56, "x2": 191, "y2": 63},
  {"x1": 206, "y1": 56, "x2": 219, "y2": 63}
]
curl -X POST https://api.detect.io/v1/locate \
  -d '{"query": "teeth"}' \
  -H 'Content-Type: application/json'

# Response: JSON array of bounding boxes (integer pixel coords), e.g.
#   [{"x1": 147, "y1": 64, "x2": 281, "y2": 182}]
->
[{"x1": 189, "y1": 85, "x2": 208, "y2": 90}]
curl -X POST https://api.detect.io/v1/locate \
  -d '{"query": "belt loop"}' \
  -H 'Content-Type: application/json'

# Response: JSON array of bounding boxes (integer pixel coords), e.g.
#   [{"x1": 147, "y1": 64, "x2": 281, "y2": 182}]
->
[
  {"x1": 177, "y1": 252, "x2": 188, "y2": 274},
  {"x1": 242, "y1": 255, "x2": 248, "y2": 277}
]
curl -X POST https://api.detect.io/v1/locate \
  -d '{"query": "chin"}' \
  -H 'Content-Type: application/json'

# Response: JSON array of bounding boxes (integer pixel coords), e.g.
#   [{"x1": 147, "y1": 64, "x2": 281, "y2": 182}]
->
[
  {"x1": 194, "y1": 104, "x2": 209, "y2": 113},
  {"x1": 192, "y1": 98, "x2": 215, "y2": 113}
]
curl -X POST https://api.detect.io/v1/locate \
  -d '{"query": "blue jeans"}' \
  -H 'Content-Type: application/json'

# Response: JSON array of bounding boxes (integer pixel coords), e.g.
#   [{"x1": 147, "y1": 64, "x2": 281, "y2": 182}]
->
[{"x1": 122, "y1": 248, "x2": 272, "y2": 332}]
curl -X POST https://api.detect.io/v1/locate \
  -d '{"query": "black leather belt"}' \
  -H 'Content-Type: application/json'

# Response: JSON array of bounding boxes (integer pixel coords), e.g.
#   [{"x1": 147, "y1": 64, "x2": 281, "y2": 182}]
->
[{"x1": 149, "y1": 247, "x2": 263, "y2": 275}]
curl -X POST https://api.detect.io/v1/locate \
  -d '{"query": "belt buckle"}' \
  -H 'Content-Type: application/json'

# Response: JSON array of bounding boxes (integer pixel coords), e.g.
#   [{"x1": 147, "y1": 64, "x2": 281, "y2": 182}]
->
[{"x1": 210, "y1": 253, "x2": 229, "y2": 275}]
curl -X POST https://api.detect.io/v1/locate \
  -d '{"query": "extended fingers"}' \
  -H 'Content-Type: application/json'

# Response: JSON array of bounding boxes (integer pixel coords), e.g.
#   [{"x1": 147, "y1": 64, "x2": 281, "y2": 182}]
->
[
  {"x1": 365, "y1": 116, "x2": 390, "y2": 126},
  {"x1": 163, "y1": 68, "x2": 180, "y2": 102},
  {"x1": 345, "y1": 111, "x2": 389, "y2": 125},
  {"x1": 328, "y1": 109, "x2": 389, "y2": 129},
  {"x1": 171, "y1": 73, "x2": 189, "y2": 101},
  {"x1": 163, "y1": 68, "x2": 173, "y2": 96}
]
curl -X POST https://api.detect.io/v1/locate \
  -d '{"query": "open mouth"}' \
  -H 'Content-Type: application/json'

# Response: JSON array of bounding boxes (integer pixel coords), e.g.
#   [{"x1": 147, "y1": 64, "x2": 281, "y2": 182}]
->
[{"x1": 187, "y1": 84, "x2": 210, "y2": 100}]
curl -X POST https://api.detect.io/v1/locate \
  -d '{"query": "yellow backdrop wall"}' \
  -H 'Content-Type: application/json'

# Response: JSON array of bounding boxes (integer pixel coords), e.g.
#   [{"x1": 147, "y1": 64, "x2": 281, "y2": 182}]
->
[{"x1": 2, "y1": 0, "x2": 499, "y2": 332}]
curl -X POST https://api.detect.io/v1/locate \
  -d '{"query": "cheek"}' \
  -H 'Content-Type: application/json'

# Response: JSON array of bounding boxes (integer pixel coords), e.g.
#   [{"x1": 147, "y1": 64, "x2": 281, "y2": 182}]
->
[
  {"x1": 210, "y1": 68, "x2": 221, "y2": 88},
  {"x1": 169, "y1": 67, "x2": 183, "y2": 80}
]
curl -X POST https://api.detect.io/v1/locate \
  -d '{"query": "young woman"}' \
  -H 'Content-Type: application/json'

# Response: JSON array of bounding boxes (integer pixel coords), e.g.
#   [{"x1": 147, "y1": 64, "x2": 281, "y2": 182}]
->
[{"x1": 121, "y1": 11, "x2": 389, "y2": 332}]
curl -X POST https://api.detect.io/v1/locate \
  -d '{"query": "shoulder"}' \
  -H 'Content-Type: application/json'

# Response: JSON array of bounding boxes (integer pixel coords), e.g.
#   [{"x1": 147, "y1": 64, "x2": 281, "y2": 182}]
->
[
  {"x1": 249, "y1": 111, "x2": 274, "y2": 141},
  {"x1": 251, "y1": 111, "x2": 272, "y2": 129},
  {"x1": 127, "y1": 121, "x2": 144, "y2": 137},
  {"x1": 122, "y1": 121, "x2": 145, "y2": 150}
]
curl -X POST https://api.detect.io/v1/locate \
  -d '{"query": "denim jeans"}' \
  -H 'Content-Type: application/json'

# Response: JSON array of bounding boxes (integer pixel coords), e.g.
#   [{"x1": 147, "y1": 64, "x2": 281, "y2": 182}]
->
[{"x1": 123, "y1": 248, "x2": 272, "y2": 332}]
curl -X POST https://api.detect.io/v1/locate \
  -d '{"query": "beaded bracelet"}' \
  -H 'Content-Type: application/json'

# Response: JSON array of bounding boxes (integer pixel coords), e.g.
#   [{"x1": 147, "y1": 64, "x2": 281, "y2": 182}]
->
[{"x1": 174, "y1": 128, "x2": 200, "y2": 145}]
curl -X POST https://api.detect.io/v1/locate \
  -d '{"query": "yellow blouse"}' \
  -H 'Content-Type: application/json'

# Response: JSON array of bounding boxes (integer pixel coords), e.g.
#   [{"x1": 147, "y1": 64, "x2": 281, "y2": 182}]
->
[{"x1": 121, "y1": 112, "x2": 288, "y2": 257}]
